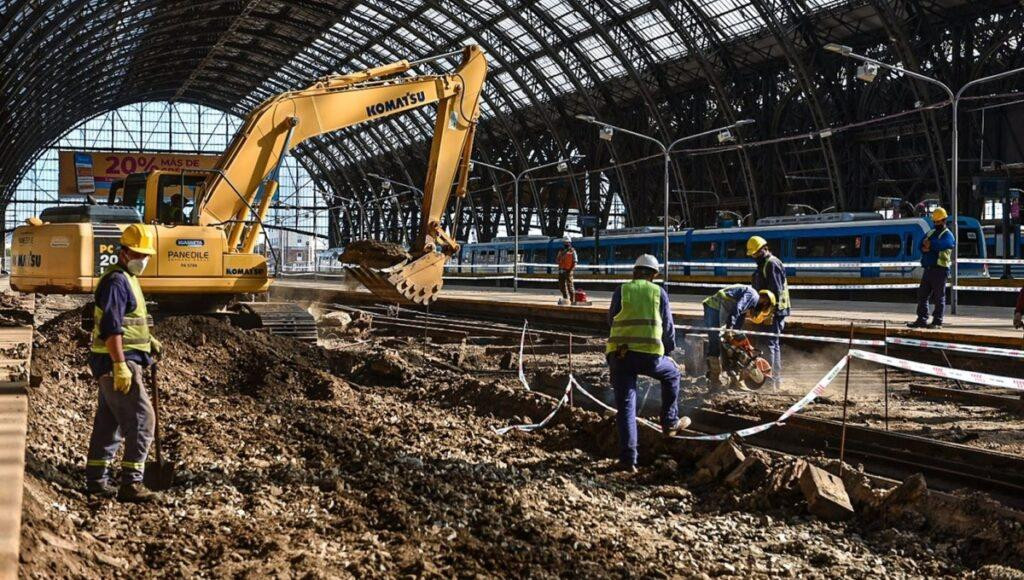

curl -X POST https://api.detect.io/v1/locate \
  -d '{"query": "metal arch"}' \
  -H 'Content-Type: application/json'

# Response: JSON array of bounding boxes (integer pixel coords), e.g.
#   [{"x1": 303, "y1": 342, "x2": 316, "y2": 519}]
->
[
  {"x1": 748, "y1": 0, "x2": 845, "y2": 210},
  {"x1": 867, "y1": 0, "x2": 949, "y2": 196},
  {"x1": 659, "y1": 0, "x2": 760, "y2": 218}
]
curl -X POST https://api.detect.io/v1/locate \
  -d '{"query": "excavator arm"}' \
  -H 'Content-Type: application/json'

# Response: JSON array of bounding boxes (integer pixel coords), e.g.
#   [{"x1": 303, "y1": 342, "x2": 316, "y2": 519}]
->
[{"x1": 195, "y1": 46, "x2": 487, "y2": 303}]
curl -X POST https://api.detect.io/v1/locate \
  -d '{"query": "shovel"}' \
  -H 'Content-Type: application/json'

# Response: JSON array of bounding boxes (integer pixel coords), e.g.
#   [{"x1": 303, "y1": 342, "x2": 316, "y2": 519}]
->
[{"x1": 143, "y1": 362, "x2": 176, "y2": 491}]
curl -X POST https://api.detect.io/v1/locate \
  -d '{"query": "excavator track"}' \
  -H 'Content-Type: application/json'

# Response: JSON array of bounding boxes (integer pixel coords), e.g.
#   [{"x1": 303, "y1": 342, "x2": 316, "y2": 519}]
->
[{"x1": 228, "y1": 302, "x2": 319, "y2": 342}]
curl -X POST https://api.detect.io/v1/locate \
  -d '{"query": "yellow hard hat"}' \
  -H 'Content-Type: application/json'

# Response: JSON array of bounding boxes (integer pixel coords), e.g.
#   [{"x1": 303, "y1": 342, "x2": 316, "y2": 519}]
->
[
  {"x1": 932, "y1": 207, "x2": 948, "y2": 222},
  {"x1": 758, "y1": 289, "x2": 777, "y2": 308},
  {"x1": 120, "y1": 224, "x2": 156, "y2": 255},
  {"x1": 746, "y1": 236, "x2": 768, "y2": 256}
]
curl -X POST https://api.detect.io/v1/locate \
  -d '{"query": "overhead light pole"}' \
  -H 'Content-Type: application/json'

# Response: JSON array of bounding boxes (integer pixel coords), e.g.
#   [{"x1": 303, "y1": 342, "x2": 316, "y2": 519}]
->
[
  {"x1": 472, "y1": 157, "x2": 579, "y2": 291},
  {"x1": 575, "y1": 115, "x2": 754, "y2": 281},
  {"x1": 825, "y1": 43, "x2": 1024, "y2": 314}
]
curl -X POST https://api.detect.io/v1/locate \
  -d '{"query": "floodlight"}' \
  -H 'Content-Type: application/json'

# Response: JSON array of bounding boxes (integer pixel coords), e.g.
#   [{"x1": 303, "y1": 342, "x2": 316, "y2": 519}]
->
[
  {"x1": 856, "y1": 63, "x2": 879, "y2": 82},
  {"x1": 557, "y1": 161, "x2": 568, "y2": 172},
  {"x1": 716, "y1": 130, "x2": 735, "y2": 144},
  {"x1": 599, "y1": 126, "x2": 614, "y2": 141},
  {"x1": 824, "y1": 43, "x2": 852, "y2": 55}
]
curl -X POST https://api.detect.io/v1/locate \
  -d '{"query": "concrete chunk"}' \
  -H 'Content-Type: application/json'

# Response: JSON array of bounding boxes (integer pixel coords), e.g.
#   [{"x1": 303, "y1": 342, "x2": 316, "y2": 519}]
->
[
  {"x1": 799, "y1": 464, "x2": 854, "y2": 521},
  {"x1": 691, "y1": 439, "x2": 746, "y2": 485},
  {"x1": 723, "y1": 450, "x2": 770, "y2": 490}
]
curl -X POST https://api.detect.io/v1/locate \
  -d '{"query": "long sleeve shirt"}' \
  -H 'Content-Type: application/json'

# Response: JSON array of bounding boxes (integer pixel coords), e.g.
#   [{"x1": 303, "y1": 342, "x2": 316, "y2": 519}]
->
[
  {"x1": 720, "y1": 285, "x2": 760, "y2": 329},
  {"x1": 920, "y1": 226, "x2": 955, "y2": 269},
  {"x1": 608, "y1": 285, "x2": 676, "y2": 354},
  {"x1": 752, "y1": 254, "x2": 789, "y2": 317},
  {"x1": 88, "y1": 271, "x2": 151, "y2": 377},
  {"x1": 1016, "y1": 287, "x2": 1024, "y2": 315}
]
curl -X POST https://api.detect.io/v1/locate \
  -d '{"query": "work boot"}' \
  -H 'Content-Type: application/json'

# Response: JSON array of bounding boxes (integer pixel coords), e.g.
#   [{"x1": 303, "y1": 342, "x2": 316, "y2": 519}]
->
[
  {"x1": 928, "y1": 321, "x2": 943, "y2": 329},
  {"x1": 906, "y1": 319, "x2": 929, "y2": 329},
  {"x1": 663, "y1": 416, "x2": 692, "y2": 438},
  {"x1": 601, "y1": 462, "x2": 638, "y2": 474},
  {"x1": 118, "y1": 482, "x2": 159, "y2": 503},
  {"x1": 85, "y1": 481, "x2": 117, "y2": 499},
  {"x1": 705, "y1": 357, "x2": 724, "y2": 387}
]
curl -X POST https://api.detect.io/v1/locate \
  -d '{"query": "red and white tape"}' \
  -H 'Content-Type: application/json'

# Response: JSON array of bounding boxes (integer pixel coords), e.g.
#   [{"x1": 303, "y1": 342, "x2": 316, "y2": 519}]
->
[
  {"x1": 848, "y1": 349, "x2": 1024, "y2": 391},
  {"x1": 886, "y1": 337, "x2": 1024, "y2": 359}
]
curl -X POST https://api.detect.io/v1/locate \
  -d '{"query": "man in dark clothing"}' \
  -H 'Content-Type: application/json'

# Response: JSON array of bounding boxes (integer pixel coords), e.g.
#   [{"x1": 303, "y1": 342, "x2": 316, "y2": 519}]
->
[
  {"x1": 909, "y1": 207, "x2": 955, "y2": 329},
  {"x1": 86, "y1": 224, "x2": 162, "y2": 503},
  {"x1": 606, "y1": 254, "x2": 689, "y2": 472},
  {"x1": 748, "y1": 236, "x2": 790, "y2": 388},
  {"x1": 1014, "y1": 286, "x2": 1024, "y2": 329}
]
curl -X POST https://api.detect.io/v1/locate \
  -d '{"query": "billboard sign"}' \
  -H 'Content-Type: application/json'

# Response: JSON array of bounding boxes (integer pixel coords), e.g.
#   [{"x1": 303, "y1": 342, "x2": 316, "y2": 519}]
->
[{"x1": 58, "y1": 150, "x2": 220, "y2": 198}]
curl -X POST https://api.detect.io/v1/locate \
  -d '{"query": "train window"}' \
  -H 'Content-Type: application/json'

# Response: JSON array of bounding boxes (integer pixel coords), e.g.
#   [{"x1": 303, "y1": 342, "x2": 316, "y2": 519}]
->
[
  {"x1": 795, "y1": 237, "x2": 828, "y2": 258},
  {"x1": 598, "y1": 246, "x2": 611, "y2": 263},
  {"x1": 615, "y1": 244, "x2": 648, "y2": 262},
  {"x1": 831, "y1": 237, "x2": 861, "y2": 258},
  {"x1": 530, "y1": 250, "x2": 546, "y2": 263},
  {"x1": 905, "y1": 234, "x2": 914, "y2": 255},
  {"x1": 669, "y1": 243, "x2": 687, "y2": 260},
  {"x1": 878, "y1": 234, "x2": 902, "y2": 257},
  {"x1": 575, "y1": 247, "x2": 594, "y2": 264},
  {"x1": 691, "y1": 242, "x2": 717, "y2": 259},
  {"x1": 725, "y1": 241, "x2": 747, "y2": 259}
]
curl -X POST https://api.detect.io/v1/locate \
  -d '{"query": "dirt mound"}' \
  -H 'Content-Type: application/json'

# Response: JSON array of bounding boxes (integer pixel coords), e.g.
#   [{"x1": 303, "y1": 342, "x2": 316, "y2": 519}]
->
[
  {"x1": 338, "y1": 240, "x2": 409, "y2": 269},
  {"x1": 20, "y1": 308, "x2": 1023, "y2": 577}
]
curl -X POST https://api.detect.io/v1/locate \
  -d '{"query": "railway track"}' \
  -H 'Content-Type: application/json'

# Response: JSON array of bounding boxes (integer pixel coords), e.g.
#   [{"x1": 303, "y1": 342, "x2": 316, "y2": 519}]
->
[{"x1": 324, "y1": 299, "x2": 1024, "y2": 510}]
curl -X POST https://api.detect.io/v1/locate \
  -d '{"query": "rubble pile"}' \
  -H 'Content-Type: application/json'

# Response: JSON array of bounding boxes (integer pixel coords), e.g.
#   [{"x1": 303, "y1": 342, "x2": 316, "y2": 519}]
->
[
  {"x1": 338, "y1": 240, "x2": 410, "y2": 269},
  {"x1": 17, "y1": 309, "x2": 1024, "y2": 576}
]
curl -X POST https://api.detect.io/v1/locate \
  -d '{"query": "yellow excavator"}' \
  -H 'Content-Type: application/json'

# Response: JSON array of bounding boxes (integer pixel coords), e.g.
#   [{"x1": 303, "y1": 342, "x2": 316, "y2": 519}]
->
[{"x1": 10, "y1": 46, "x2": 488, "y2": 337}]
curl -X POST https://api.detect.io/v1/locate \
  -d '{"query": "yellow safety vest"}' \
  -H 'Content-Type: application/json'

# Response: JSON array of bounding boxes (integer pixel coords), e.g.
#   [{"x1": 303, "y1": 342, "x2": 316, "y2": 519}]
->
[
  {"x1": 606, "y1": 279, "x2": 664, "y2": 356},
  {"x1": 702, "y1": 284, "x2": 747, "y2": 311},
  {"x1": 926, "y1": 229, "x2": 953, "y2": 268},
  {"x1": 91, "y1": 265, "x2": 151, "y2": 354},
  {"x1": 762, "y1": 256, "x2": 790, "y2": 312}
]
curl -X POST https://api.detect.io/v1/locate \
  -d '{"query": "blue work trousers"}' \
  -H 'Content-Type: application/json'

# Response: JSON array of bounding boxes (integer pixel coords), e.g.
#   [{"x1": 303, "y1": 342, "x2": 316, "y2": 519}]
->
[
  {"x1": 85, "y1": 361, "x2": 155, "y2": 486},
  {"x1": 703, "y1": 305, "x2": 744, "y2": 357},
  {"x1": 607, "y1": 351, "x2": 680, "y2": 466},
  {"x1": 764, "y1": 315, "x2": 786, "y2": 386},
  {"x1": 916, "y1": 267, "x2": 948, "y2": 324}
]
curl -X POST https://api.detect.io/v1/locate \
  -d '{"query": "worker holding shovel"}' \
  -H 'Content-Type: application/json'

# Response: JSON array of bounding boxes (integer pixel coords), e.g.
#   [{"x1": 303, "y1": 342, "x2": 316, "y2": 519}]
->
[{"x1": 84, "y1": 224, "x2": 162, "y2": 503}]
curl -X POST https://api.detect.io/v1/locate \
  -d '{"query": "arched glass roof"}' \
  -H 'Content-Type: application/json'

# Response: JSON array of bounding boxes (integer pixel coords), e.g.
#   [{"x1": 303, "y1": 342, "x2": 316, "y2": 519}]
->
[{"x1": 2, "y1": 0, "x2": 1023, "y2": 242}]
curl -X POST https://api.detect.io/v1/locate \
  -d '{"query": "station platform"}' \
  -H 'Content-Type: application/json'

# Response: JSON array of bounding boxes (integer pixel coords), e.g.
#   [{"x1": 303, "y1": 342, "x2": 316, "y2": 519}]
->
[{"x1": 272, "y1": 279, "x2": 1024, "y2": 349}]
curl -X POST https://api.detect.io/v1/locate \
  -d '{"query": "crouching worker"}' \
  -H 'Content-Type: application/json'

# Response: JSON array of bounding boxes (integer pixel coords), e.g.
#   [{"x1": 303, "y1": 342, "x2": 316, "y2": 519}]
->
[
  {"x1": 702, "y1": 285, "x2": 775, "y2": 387},
  {"x1": 85, "y1": 224, "x2": 162, "y2": 503},
  {"x1": 606, "y1": 254, "x2": 690, "y2": 473}
]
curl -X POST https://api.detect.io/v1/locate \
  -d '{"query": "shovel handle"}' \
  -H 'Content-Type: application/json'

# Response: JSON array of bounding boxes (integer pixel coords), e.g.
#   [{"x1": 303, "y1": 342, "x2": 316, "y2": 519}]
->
[{"x1": 150, "y1": 362, "x2": 162, "y2": 465}]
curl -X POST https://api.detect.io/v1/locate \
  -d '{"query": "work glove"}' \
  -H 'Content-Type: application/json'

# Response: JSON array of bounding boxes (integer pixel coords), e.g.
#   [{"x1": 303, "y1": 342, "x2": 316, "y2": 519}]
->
[
  {"x1": 1015, "y1": 312, "x2": 1023, "y2": 330},
  {"x1": 150, "y1": 337, "x2": 163, "y2": 356},
  {"x1": 112, "y1": 361, "x2": 133, "y2": 394}
]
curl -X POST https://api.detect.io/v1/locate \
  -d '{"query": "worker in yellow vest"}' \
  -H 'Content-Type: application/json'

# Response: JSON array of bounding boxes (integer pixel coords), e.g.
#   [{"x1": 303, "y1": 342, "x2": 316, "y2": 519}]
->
[
  {"x1": 702, "y1": 284, "x2": 776, "y2": 387},
  {"x1": 908, "y1": 207, "x2": 955, "y2": 329},
  {"x1": 606, "y1": 254, "x2": 690, "y2": 472},
  {"x1": 747, "y1": 236, "x2": 790, "y2": 388},
  {"x1": 85, "y1": 224, "x2": 162, "y2": 503}
]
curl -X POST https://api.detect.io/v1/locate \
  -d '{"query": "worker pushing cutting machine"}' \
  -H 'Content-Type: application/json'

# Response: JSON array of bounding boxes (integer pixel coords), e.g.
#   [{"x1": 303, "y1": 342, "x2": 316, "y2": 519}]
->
[
  {"x1": 84, "y1": 224, "x2": 162, "y2": 503},
  {"x1": 747, "y1": 236, "x2": 790, "y2": 388},
  {"x1": 556, "y1": 236, "x2": 577, "y2": 305},
  {"x1": 908, "y1": 207, "x2": 955, "y2": 329},
  {"x1": 702, "y1": 284, "x2": 776, "y2": 387},
  {"x1": 606, "y1": 254, "x2": 690, "y2": 472}
]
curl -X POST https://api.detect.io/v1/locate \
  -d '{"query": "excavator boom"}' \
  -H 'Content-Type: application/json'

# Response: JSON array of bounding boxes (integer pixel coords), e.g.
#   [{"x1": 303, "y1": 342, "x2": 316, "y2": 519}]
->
[{"x1": 196, "y1": 46, "x2": 487, "y2": 304}]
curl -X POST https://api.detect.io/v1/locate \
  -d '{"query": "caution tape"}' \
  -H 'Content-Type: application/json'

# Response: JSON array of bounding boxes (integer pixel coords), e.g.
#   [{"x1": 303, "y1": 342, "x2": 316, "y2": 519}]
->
[
  {"x1": 493, "y1": 378, "x2": 572, "y2": 435},
  {"x1": 673, "y1": 323, "x2": 885, "y2": 347},
  {"x1": 886, "y1": 337, "x2": 1024, "y2": 359},
  {"x1": 848, "y1": 349, "x2": 1024, "y2": 391},
  {"x1": 517, "y1": 320, "x2": 530, "y2": 391}
]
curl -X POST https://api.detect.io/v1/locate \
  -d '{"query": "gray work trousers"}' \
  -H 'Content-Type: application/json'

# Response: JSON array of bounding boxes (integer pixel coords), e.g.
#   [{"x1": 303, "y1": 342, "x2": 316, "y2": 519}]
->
[{"x1": 85, "y1": 361, "x2": 155, "y2": 485}]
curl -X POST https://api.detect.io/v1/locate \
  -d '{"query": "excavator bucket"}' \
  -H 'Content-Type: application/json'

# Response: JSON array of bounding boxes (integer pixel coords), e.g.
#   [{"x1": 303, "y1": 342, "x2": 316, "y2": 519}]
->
[{"x1": 345, "y1": 252, "x2": 447, "y2": 305}]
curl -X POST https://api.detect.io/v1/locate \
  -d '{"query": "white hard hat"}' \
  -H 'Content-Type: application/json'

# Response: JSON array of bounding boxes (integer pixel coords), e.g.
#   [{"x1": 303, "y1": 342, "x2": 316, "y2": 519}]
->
[
  {"x1": 562, "y1": 235, "x2": 571, "y2": 243},
  {"x1": 634, "y1": 254, "x2": 659, "y2": 271}
]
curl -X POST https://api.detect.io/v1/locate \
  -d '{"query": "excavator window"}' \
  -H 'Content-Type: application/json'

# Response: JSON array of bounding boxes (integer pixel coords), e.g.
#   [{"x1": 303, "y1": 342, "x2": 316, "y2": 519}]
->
[
  {"x1": 119, "y1": 174, "x2": 148, "y2": 211},
  {"x1": 154, "y1": 174, "x2": 204, "y2": 224}
]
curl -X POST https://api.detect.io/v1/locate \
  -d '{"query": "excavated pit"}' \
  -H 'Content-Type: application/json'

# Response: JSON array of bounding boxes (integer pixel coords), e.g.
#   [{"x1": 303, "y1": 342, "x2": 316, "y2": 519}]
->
[{"x1": 17, "y1": 304, "x2": 1024, "y2": 577}]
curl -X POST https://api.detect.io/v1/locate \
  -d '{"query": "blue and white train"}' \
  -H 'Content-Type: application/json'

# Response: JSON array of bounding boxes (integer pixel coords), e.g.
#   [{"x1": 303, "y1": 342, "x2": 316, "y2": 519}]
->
[{"x1": 454, "y1": 212, "x2": 988, "y2": 279}]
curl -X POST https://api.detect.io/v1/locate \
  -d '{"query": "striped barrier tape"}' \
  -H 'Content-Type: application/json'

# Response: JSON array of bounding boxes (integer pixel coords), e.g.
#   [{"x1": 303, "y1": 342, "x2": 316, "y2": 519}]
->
[
  {"x1": 517, "y1": 320, "x2": 530, "y2": 391},
  {"x1": 848, "y1": 349, "x2": 1024, "y2": 391},
  {"x1": 493, "y1": 379, "x2": 572, "y2": 435},
  {"x1": 674, "y1": 323, "x2": 885, "y2": 347},
  {"x1": 886, "y1": 337, "x2": 1024, "y2": 359}
]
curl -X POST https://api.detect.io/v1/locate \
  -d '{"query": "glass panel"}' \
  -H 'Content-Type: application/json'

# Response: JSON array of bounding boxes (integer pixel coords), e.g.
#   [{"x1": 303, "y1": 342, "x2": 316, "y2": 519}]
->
[{"x1": 878, "y1": 234, "x2": 902, "y2": 257}]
